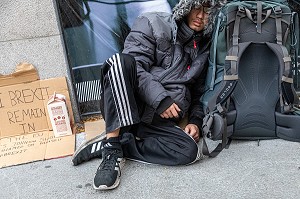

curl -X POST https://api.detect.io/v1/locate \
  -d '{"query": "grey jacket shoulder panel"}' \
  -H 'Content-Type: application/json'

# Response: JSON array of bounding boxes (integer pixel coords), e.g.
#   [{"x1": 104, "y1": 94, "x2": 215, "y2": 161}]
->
[
  {"x1": 138, "y1": 12, "x2": 175, "y2": 42},
  {"x1": 124, "y1": 12, "x2": 176, "y2": 70}
]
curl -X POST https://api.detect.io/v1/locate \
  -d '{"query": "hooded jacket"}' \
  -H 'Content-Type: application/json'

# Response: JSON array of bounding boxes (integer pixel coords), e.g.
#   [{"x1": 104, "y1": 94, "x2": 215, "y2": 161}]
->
[{"x1": 122, "y1": 0, "x2": 224, "y2": 127}]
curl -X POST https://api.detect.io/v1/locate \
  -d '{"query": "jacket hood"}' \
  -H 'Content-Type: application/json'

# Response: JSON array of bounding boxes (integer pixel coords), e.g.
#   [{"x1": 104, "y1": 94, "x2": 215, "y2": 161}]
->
[{"x1": 172, "y1": 0, "x2": 226, "y2": 36}]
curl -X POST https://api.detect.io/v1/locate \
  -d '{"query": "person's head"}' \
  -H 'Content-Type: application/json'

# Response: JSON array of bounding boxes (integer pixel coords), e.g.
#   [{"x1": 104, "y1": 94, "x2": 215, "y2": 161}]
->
[
  {"x1": 173, "y1": 0, "x2": 226, "y2": 35},
  {"x1": 185, "y1": 3, "x2": 211, "y2": 32}
]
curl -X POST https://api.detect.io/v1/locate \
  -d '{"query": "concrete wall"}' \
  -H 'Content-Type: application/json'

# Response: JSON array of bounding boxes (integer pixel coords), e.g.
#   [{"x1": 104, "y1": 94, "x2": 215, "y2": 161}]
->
[{"x1": 0, "y1": 0, "x2": 80, "y2": 122}]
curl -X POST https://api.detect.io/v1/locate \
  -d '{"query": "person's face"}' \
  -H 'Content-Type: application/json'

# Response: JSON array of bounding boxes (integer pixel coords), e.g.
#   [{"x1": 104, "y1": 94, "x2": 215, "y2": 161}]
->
[{"x1": 186, "y1": 5, "x2": 210, "y2": 32}]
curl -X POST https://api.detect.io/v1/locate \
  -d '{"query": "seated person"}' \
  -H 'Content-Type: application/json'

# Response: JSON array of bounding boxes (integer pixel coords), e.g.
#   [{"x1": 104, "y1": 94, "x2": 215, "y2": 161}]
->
[{"x1": 72, "y1": 0, "x2": 224, "y2": 191}]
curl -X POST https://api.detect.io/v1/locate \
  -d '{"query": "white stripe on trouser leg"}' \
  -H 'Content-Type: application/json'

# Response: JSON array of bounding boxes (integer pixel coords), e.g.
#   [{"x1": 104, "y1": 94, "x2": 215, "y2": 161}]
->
[
  {"x1": 111, "y1": 54, "x2": 133, "y2": 125},
  {"x1": 107, "y1": 71, "x2": 122, "y2": 127},
  {"x1": 106, "y1": 59, "x2": 124, "y2": 127},
  {"x1": 91, "y1": 143, "x2": 96, "y2": 153},
  {"x1": 115, "y1": 53, "x2": 133, "y2": 124},
  {"x1": 109, "y1": 56, "x2": 127, "y2": 125},
  {"x1": 107, "y1": 54, "x2": 133, "y2": 126}
]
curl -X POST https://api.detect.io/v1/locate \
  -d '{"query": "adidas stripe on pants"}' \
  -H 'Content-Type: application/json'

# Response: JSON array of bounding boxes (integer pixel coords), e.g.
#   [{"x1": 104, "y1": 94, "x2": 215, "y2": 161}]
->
[
  {"x1": 100, "y1": 53, "x2": 199, "y2": 166},
  {"x1": 100, "y1": 53, "x2": 140, "y2": 133}
]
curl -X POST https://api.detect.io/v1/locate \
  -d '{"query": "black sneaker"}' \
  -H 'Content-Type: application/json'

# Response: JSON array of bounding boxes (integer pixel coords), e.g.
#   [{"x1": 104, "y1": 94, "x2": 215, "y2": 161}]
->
[
  {"x1": 72, "y1": 131, "x2": 106, "y2": 166},
  {"x1": 93, "y1": 144, "x2": 125, "y2": 190}
]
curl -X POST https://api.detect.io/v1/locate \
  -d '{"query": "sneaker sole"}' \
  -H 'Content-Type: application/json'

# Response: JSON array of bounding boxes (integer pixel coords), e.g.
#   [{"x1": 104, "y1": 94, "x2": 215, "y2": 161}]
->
[
  {"x1": 72, "y1": 131, "x2": 106, "y2": 165},
  {"x1": 93, "y1": 158, "x2": 126, "y2": 191}
]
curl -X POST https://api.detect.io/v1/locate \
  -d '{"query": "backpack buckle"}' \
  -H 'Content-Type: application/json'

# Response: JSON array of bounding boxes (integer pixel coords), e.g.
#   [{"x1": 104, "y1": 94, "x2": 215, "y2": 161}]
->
[
  {"x1": 273, "y1": 6, "x2": 282, "y2": 15},
  {"x1": 202, "y1": 113, "x2": 214, "y2": 138},
  {"x1": 237, "y1": 6, "x2": 245, "y2": 14},
  {"x1": 216, "y1": 103, "x2": 226, "y2": 116}
]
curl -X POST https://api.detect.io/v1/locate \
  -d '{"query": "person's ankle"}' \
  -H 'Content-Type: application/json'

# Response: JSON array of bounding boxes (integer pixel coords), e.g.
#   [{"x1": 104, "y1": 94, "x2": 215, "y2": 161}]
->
[
  {"x1": 106, "y1": 136, "x2": 120, "y2": 143},
  {"x1": 102, "y1": 136, "x2": 122, "y2": 155},
  {"x1": 106, "y1": 128, "x2": 120, "y2": 138}
]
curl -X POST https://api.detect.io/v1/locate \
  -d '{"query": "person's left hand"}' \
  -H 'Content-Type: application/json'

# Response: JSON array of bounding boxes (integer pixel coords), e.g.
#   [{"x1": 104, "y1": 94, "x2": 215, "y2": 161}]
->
[{"x1": 184, "y1": 124, "x2": 200, "y2": 142}]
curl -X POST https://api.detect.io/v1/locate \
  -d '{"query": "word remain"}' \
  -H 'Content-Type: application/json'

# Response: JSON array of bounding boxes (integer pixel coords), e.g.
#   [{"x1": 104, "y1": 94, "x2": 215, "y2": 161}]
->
[{"x1": 7, "y1": 108, "x2": 46, "y2": 124}]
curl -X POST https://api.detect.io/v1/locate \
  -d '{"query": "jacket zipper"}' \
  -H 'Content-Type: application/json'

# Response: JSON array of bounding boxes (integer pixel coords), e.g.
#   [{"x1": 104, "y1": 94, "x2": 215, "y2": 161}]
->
[{"x1": 158, "y1": 34, "x2": 207, "y2": 83}]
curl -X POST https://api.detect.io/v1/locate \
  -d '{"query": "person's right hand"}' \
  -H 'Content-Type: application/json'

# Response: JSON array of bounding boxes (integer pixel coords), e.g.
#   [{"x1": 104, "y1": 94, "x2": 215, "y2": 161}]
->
[{"x1": 160, "y1": 103, "x2": 181, "y2": 119}]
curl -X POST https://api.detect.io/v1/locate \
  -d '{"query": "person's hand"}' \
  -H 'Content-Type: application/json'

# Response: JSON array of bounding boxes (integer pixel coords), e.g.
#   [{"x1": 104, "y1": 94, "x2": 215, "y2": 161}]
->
[
  {"x1": 184, "y1": 124, "x2": 200, "y2": 142},
  {"x1": 160, "y1": 103, "x2": 181, "y2": 119}
]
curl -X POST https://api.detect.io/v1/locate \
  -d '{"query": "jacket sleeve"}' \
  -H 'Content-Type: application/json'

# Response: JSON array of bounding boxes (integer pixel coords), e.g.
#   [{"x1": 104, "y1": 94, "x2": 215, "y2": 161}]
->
[
  {"x1": 188, "y1": 61, "x2": 208, "y2": 129},
  {"x1": 122, "y1": 14, "x2": 169, "y2": 110}
]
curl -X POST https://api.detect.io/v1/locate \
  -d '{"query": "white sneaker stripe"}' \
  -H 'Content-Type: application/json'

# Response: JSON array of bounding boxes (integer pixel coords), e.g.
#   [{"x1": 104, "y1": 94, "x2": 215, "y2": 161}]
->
[
  {"x1": 96, "y1": 141, "x2": 101, "y2": 152},
  {"x1": 91, "y1": 143, "x2": 96, "y2": 154},
  {"x1": 104, "y1": 143, "x2": 112, "y2": 148}
]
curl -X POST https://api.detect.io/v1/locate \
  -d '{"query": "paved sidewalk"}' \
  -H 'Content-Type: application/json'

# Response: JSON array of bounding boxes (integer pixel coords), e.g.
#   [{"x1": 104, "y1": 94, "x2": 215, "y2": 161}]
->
[{"x1": 0, "y1": 134, "x2": 300, "y2": 199}]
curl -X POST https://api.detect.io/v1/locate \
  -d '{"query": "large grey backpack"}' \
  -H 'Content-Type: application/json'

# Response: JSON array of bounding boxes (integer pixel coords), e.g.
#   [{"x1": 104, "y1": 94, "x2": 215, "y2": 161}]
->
[{"x1": 200, "y1": 0, "x2": 300, "y2": 157}]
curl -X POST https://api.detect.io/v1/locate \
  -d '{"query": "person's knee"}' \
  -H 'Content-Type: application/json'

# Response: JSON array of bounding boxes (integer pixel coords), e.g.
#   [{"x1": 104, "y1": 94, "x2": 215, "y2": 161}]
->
[
  {"x1": 117, "y1": 53, "x2": 136, "y2": 71},
  {"x1": 175, "y1": 142, "x2": 198, "y2": 165},
  {"x1": 108, "y1": 53, "x2": 136, "y2": 78},
  {"x1": 119, "y1": 53, "x2": 135, "y2": 64}
]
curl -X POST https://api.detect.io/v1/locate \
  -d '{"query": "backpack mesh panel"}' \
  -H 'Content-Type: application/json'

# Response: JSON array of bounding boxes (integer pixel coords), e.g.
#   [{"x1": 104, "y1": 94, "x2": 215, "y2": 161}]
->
[{"x1": 232, "y1": 43, "x2": 279, "y2": 139}]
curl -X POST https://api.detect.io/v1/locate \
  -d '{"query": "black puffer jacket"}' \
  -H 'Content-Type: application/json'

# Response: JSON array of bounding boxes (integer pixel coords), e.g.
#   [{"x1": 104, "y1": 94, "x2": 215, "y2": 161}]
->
[{"x1": 122, "y1": 1, "x2": 224, "y2": 127}]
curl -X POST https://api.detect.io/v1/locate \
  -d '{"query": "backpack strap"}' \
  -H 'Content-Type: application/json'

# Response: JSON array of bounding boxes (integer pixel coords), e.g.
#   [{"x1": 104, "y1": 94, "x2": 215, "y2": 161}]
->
[
  {"x1": 245, "y1": 7, "x2": 272, "y2": 24},
  {"x1": 291, "y1": 12, "x2": 299, "y2": 88},
  {"x1": 257, "y1": 1, "x2": 263, "y2": 33},
  {"x1": 202, "y1": 105, "x2": 229, "y2": 157},
  {"x1": 274, "y1": 6, "x2": 283, "y2": 45},
  {"x1": 210, "y1": 12, "x2": 224, "y2": 90},
  {"x1": 272, "y1": 5, "x2": 299, "y2": 110},
  {"x1": 201, "y1": 7, "x2": 247, "y2": 157},
  {"x1": 265, "y1": 42, "x2": 298, "y2": 112},
  {"x1": 226, "y1": 6, "x2": 246, "y2": 81},
  {"x1": 279, "y1": 45, "x2": 299, "y2": 109}
]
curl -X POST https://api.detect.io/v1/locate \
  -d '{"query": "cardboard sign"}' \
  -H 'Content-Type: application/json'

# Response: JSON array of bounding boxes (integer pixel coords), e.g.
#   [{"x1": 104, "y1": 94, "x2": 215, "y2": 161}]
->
[
  {"x1": 0, "y1": 63, "x2": 75, "y2": 168},
  {"x1": 0, "y1": 131, "x2": 75, "y2": 168},
  {"x1": 0, "y1": 64, "x2": 74, "y2": 138}
]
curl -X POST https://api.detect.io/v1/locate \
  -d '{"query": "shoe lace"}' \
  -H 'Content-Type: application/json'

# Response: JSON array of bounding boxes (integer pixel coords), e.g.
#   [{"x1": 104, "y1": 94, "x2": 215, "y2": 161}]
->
[{"x1": 98, "y1": 150, "x2": 120, "y2": 172}]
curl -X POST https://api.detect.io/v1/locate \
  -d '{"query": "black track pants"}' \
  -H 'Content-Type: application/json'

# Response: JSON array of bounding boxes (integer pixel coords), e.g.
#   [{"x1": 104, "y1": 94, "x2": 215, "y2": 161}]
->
[
  {"x1": 100, "y1": 53, "x2": 199, "y2": 166},
  {"x1": 122, "y1": 115, "x2": 200, "y2": 166},
  {"x1": 100, "y1": 53, "x2": 140, "y2": 133}
]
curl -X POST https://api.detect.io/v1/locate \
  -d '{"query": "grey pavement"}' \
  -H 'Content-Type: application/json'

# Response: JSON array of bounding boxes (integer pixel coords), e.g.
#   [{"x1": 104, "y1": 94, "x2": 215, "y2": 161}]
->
[{"x1": 0, "y1": 134, "x2": 300, "y2": 199}]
